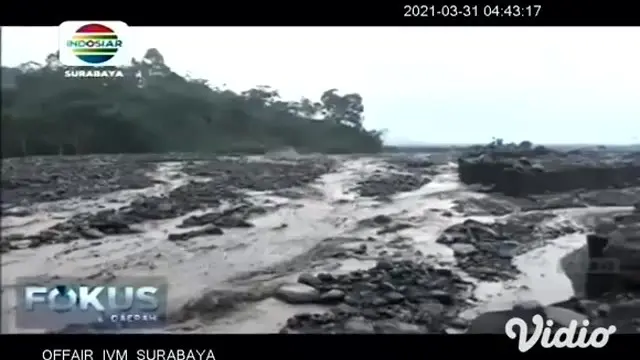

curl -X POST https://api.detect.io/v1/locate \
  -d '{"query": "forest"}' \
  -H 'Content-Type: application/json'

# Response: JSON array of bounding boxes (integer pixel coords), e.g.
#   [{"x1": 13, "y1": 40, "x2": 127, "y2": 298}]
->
[{"x1": 1, "y1": 48, "x2": 384, "y2": 157}]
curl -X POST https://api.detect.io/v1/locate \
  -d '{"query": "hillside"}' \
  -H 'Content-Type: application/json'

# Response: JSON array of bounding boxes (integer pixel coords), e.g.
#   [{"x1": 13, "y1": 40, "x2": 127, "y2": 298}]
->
[{"x1": 1, "y1": 49, "x2": 384, "y2": 158}]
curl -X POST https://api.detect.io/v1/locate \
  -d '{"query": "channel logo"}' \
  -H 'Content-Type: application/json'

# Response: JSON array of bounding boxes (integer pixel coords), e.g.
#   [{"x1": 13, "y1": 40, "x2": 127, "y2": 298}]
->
[{"x1": 58, "y1": 21, "x2": 130, "y2": 67}]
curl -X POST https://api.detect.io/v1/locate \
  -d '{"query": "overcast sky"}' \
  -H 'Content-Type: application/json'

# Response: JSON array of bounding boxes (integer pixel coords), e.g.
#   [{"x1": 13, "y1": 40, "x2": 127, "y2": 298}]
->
[{"x1": 2, "y1": 27, "x2": 638, "y2": 145}]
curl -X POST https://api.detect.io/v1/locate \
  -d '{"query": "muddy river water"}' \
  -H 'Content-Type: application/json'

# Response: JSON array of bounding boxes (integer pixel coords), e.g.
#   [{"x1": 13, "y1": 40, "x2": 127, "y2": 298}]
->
[{"x1": 1, "y1": 156, "x2": 629, "y2": 333}]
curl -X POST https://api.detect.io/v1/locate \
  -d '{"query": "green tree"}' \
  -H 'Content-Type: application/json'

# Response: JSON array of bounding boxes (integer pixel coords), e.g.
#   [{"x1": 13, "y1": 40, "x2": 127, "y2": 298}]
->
[{"x1": 1, "y1": 49, "x2": 384, "y2": 158}]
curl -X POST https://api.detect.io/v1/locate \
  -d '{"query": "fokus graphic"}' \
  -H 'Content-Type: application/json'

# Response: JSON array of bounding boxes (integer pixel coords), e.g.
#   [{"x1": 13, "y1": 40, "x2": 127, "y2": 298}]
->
[{"x1": 58, "y1": 21, "x2": 130, "y2": 67}]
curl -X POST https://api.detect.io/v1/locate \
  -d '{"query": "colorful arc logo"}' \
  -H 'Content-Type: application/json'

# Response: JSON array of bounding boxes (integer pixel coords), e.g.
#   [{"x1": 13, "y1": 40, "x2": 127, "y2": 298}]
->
[{"x1": 67, "y1": 23, "x2": 122, "y2": 64}]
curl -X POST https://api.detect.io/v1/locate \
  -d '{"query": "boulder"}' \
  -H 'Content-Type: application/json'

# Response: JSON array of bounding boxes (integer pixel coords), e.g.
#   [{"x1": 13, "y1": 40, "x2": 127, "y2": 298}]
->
[
  {"x1": 343, "y1": 317, "x2": 375, "y2": 333},
  {"x1": 319, "y1": 289, "x2": 346, "y2": 303},
  {"x1": 544, "y1": 306, "x2": 588, "y2": 327},
  {"x1": 374, "y1": 320, "x2": 426, "y2": 334},
  {"x1": 468, "y1": 303, "x2": 589, "y2": 334},
  {"x1": 279, "y1": 259, "x2": 470, "y2": 334},
  {"x1": 601, "y1": 224, "x2": 640, "y2": 285},
  {"x1": 450, "y1": 243, "x2": 477, "y2": 256},
  {"x1": 607, "y1": 299, "x2": 640, "y2": 320},
  {"x1": 562, "y1": 223, "x2": 640, "y2": 299},
  {"x1": 274, "y1": 284, "x2": 320, "y2": 304},
  {"x1": 467, "y1": 310, "x2": 521, "y2": 334},
  {"x1": 298, "y1": 273, "x2": 323, "y2": 288},
  {"x1": 513, "y1": 299, "x2": 544, "y2": 312},
  {"x1": 80, "y1": 228, "x2": 104, "y2": 239}
]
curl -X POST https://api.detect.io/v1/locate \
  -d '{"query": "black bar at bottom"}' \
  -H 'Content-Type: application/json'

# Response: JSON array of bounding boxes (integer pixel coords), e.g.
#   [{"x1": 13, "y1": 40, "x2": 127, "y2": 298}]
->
[{"x1": 1, "y1": 333, "x2": 634, "y2": 357}]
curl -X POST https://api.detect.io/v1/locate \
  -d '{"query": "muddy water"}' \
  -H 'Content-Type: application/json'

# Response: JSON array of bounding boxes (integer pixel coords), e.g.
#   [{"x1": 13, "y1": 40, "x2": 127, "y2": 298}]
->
[{"x1": 1, "y1": 156, "x2": 630, "y2": 333}]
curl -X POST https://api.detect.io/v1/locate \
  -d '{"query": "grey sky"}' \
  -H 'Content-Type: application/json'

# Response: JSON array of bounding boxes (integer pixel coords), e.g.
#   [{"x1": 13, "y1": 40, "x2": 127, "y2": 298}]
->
[{"x1": 2, "y1": 26, "x2": 638, "y2": 145}]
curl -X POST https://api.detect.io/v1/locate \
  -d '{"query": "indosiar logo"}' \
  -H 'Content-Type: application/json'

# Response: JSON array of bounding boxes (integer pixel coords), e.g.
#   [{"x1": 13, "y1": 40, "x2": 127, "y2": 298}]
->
[{"x1": 58, "y1": 21, "x2": 130, "y2": 67}]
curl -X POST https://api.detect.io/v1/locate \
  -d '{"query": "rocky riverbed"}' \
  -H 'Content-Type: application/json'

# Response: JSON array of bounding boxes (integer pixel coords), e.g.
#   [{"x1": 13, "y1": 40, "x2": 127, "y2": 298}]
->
[{"x1": 2, "y1": 152, "x2": 639, "y2": 333}]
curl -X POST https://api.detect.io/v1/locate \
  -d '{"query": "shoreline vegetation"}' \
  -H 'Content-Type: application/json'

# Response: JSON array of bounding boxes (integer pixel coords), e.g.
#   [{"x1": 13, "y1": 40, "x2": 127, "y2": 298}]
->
[{"x1": 1, "y1": 48, "x2": 384, "y2": 158}]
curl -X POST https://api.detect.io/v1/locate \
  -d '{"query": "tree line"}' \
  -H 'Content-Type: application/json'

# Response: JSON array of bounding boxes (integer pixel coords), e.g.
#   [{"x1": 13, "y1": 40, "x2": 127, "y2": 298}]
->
[{"x1": 1, "y1": 48, "x2": 384, "y2": 157}]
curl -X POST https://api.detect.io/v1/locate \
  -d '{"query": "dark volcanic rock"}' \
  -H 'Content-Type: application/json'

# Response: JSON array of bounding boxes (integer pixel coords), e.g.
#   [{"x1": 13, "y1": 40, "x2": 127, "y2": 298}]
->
[
  {"x1": 376, "y1": 223, "x2": 413, "y2": 235},
  {"x1": 547, "y1": 296, "x2": 640, "y2": 334},
  {"x1": 601, "y1": 224, "x2": 640, "y2": 285},
  {"x1": 579, "y1": 188, "x2": 640, "y2": 207},
  {"x1": 437, "y1": 214, "x2": 578, "y2": 280},
  {"x1": 2, "y1": 155, "x2": 157, "y2": 205},
  {"x1": 561, "y1": 212, "x2": 640, "y2": 304},
  {"x1": 373, "y1": 214, "x2": 393, "y2": 225},
  {"x1": 17, "y1": 157, "x2": 337, "y2": 248},
  {"x1": 452, "y1": 188, "x2": 640, "y2": 216},
  {"x1": 349, "y1": 153, "x2": 437, "y2": 199},
  {"x1": 458, "y1": 148, "x2": 640, "y2": 197},
  {"x1": 181, "y1": 157, "x2": 336, "y2": 191},
  {"x1": 22, "y1": 209, "x2": 146, "y2": 247},
  {"x1": 179, "y1": 207, "x2": 257, "y2": 229},
  {"x1": 275, "y1": 284, "x2": 321, "y2": 304},
  {"x1": 354, "y1": 172, "x2": 430, "y2": 199},
  {"x1": 168, "y1": 225, "x2": 224, "y2": 241},
  {"x1": 468, "y1": 300, "x2": 590, "y2": 334},
  {"x1": 384, "y1": 155, "x2": 437, "y2": 171},
  {"x1": 467, "y1": 309, "x2": 528, "y2": 334},
  {"x1": 279, "y1": 260, "x2": 473, "y2": 333},
  {"x1": 579, "y1": 214, "x2": 640, "y2": 295}
]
